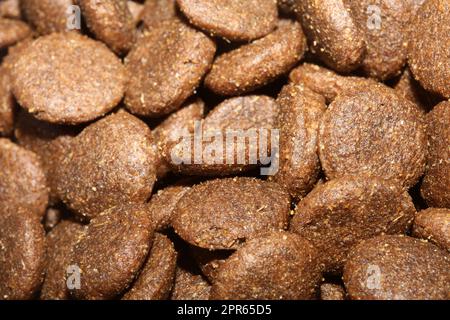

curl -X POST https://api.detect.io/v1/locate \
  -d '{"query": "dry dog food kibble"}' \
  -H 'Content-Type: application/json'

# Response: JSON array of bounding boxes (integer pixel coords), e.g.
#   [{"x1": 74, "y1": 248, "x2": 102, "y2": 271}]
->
[
  {"x1": 11, "y1": 32, "x2": 127, "y2": 124},
  {"x1": 70, "y1": 204, "x2": 155, "y2": 300},
  {"x1": 140, "y1": 0, "x2": 177, "y2": 28},
  {"x1": 413, "y1": 208, "x2": 450, "y2": 251},
  {"x1": 320, "y1": 283, "x2": 346, "y2": 301},
  {"x1": 0, "y1": 18, "x2": 31, "y2": 49},
  {"x1": 172, "y1": 177, "x2": 290, "y2": 250},
  {"x1": 190, "y1": 246, "x2": 232, "y2": 282},
  {"x1": 124, "y1": 19, "x2": 216, "y2": 117},
  {"x1": 210, "y1": 231, "x2": 323, "y2": 300},
  {"x1": 123, "y1": 234, "x2": 177, "y2": 300},
  {"x1": 319, "y1": 84, "x2": 427, "y2": 189},
  {"x1": 171, "y1": 267, "x2": 211, "y2": 300},
  {"x1": 0, "y1": 65, "x2": 14, "y2": 136},
  {"x1": 205, "y1": 20, "x2": 306, "y2": 96},
  {"x1": 343, "y1": 235, "x2": 450, "y2": 300},
  {"x1": 0, "y1": 138, "x2": 48, "y2": 218},
  {"x1": 290, "y1": 176, "x2": 416, "y2": 274},
  {"x1": 177, "y1": 0, "x2": 278, "y2": 41}
]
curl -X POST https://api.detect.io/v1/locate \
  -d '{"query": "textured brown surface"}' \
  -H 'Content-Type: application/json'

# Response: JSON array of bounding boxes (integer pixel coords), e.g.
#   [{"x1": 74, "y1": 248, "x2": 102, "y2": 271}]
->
[
  {"x1": 210, "y1": 231, "x2": 322, "y2": 300},
  {"x1": 343, "y1": 235, "x2": 450, "y2": 300},
  {"x1": 148, "y1": 185, "x2": 191, "y2": 231},
  {"x1": 277, "y1": 0, "x2": 298, "y2": 15},
  {"x1": 290, "y1": 176, "x2": 416, "y2": 274},
  {"x1": 0, "y1": 18, "x2": 31, "y2": 49},
  {"x1": 347, "y1": 0, "x2": 424, "y2": 80},
  {"x1": 0, "y1": 0, "x2": 21, "y2": 19},
  {"x1": 319, "y1": 84, "x2": 427, "y2": 189},
  {"x1": 273, "y1": 83, "x2": 326, "y2": 199},
  {"x1": 290, "y1": 63, "x2": 378, "y2": 104},
  {"x1": 171, "y1": 267, "x2": 211, "y2": 300},
  {"x1": 296, "y1": 0, "x2": 365, "y2": 73},
  {"x1": 40, "y1": 220, "x2": 85, "y2": 300},
  {"x1": 15, "y1": 111, "x2": 77, "y2": 204},
  {"x1": 78, "y1": 0, "x2": 135, "y2": 54},
  {"x1": 408, "y1": 0, "x2": 450, "y2": 98},
  {"x1": 125, "y1": 19, "x2": 216, "y2": 117},
  {"x1": 43, "y1": 207, "x2": 63, "y2": 232},
  {"x1": 0, "y1": 138, "x2": 48, "y2": 218},
  {"x1": 0, "y1": 66, "x2": 14, "y2": 136},
  {"x1": 172, "y1": 177, "x2": 291, "y2": 250},
  {"x1": 168, "y1": 95, "x2": 279, "y2": 176},
  {"x1": 11, "y1": 32, "x2": 127, "y2": 124},
  {"x1": 57, "y1": 111, "x2": 156, "y2": 220},
  {"x1": 190, "y1": 246, "x2": 232, "y2": 282},
  {"x1": 127, "y1": 1, "x2": 144, "y2": 25},
  {"x1": 141, "y1": 0, "x2": 177, "y2": 27},
  {"x1": 70, "y1": 204, "x2": 155, "y2": 300},
  {"x1": 205, "y1": 20, "x2": 306, "y2": 96},
  {"x1": 20, "y1": 0, "x2": 73, "y2": 35},
  {"x1": 320, "y1": 283, "x2": 346, "y2": 300},
  {"x1": 421, "y1": 101, "x2": 450, "y2": 208},
  {"x1": 413, "y1": 208, "x2": 450, "y2": 251},
  {"x1": 0, "y1": 210, "x2": 46, "y2": 300},
  {"x1": 177, "y1": 0, "x2": 277, "y2": 41},
  {"x1": 123, "y1": 234, "x2": 177, "y2": 300},
  {"x1": 153, "y1": 98, "x2": 205, "y2": 178}
]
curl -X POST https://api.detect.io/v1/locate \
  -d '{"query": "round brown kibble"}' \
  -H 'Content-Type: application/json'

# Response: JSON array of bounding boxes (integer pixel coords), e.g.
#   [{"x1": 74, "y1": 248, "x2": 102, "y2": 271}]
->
[
  {"x1": 140, "y1": 0, "x2": 178, "y2": 28},
  {"x1": 420, "y1": 101, "x2": 450, "y2": 208},
  {"x1": 20, "y1": 0, "x2": 74, "y2": 35},
  {"x1": 273, "y1": 83, "x2": 326, "y2": 199},
  {"x1": 0, "y1": 211, "x2": 46, "y2": 300},
  {"x1": 172, "y1": 177, "x2": 291, "y2": 250},
  {"x1": 40, "y1": 220, "x2": 85, "y2": 300},
  {"x1": 296, "y1": 0, "x2": 366, "y2": 73},
  {"x1": 125, "y1": 19, "x2": 216, "y2": 117},
  {"x1": 318, "y1": 84, "x2": 427, "y2": 189},
  {"x1": 343, "y1": 235, "x2": 450, "y2": 300},
  {"x1": 11, "y1": 32, "x2": 127, "y2": 124},
  {"x1": 171, "y1": 267, "x2": 211, "y2": 300},
  {"x1": 205, "y1": 20, "x2": 306, "y2": 96},
  {"x1": 177, "y1": 0, "x2": 278, "y2": 41},
  {"x1": 57, "y1": 111, "x2": 156, "y2": 220},
  {"x1": 210, "y1": 231, "x2": 322, "y2": 300},
  {"x1": 123, "y1": 234, "x2": 177, "y2": 300},
  {"x1": 0, "y1": 138, "x2": 48, "y2": 218},
  {"x1": 290, "y1": 176, "x2": 416, "y2": 274},
  {"x1": 78, "y1": 0, "x2": 135, "y2": 54},
  {"x1": 320, "y1": 283, "x2": 346, "y2": 300},
  {"x1": 70, "y1": 204, "x2": 155, "y2": 300},
  {"x1": 413, "y1": 208, "x2": 450, "y2": 251},
  {"x1": 0, "y1": 18, "x2": 31, "y2": 49},
  {"x1": 408, "y1": 0, "x2": 450, "y2": 98}
]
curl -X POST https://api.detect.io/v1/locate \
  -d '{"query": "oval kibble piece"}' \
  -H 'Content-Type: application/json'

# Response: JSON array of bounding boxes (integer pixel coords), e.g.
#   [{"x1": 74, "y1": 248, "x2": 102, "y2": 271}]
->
[
  {"x1": 11, "y1": 32, "x2": 127, "y2": 124},
  {"x1": 15, "y1": 111, "x2": 77, "y2": 205},
  {"x1": 210, "y1": 231, "x2": 322, "y2": 300},
  {"x1": 168, "y1": 95, "x2": 279, "y2": 176},
  {"x1": 153, "y1": 98, "x2": 205, "y2": 179},
  {"x1": 0, "y1": 66, "x2": 14, "y2": 136},
  {"x1": 296, "y1": 0, "x2": 366, "y2": 73},
  {"x1": 0, "y1": 18, "x2": 31, "y2": 49},
  {"x1": 413, "y1": 208, "x2": 450, "y2": 251},
  {"x1": 408, "y1": 0, "x2": 450, "y2": 98},
  {"x1": 20, "y1": 0, "x2": 74, "y2": 35},
  {"x1": 289, "y1": 63, "x2": 378, "y2": 104},
  {"x1": 272, "y1": 83, "x2": 326, "y2": 199},
  {"x1": 421, "y1": 101, "x2": 450, "y2": 208},
  {"x1": 172, "y1": 177, "x2": 291, "y2": 250},
  {"x1": 0, "y1": 211, "x2": 46, "y2": 300},
  {"x1": 124, "y1": 19, "x2": 216, "y2": 117},
  {"x1": 320, "y1": 283, "x2": 346, "y2": 300},
  {"x1": 0, "y1": 0, "x2": 21, "y2": 19},
  {"x1": 343, "y1": 235, "x2": 450, "y2": 300},
  {"x1": 171, "y1": 267, "x2": 211, "y2": 300},
  {"x1": 78, "y1": 0, "x2": 136, "y2": 55},
  {"x1": 205, "y1": 20, "x2": 306, "y2": 96},
  {"x1": 57, "y1": 111, "x2": 156, "y2": 220},
  {"x1": 70, "y1": 204, "x2": 155, "y2": 300},
  {"x1": 318, "y1": 84, "x2": 427, "y2": 189},
  {"x1": 0, "y1": 138, "x2": 48, "y2": 218},
  {"x1": 290, "y1": 176, "x2": 416, "y2": 274},
  {"x1": 40, "y1": 220, "x2": 85, "y2": 300},
  {"x1": 123, "y1": 234, "x2": 177, "y2": 300},
  {"x1": 177, "y1": 0, "x2": 278, "y2": 41},
  {"x1": 140, "y1": 0, "x2": 178, "y2": 28}
]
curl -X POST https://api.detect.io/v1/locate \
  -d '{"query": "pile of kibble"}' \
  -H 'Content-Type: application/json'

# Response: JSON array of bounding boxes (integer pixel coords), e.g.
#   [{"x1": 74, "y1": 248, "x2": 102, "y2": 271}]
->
[{"x1": 0, "y1": 0, "x2": 449, "y2": 300}]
